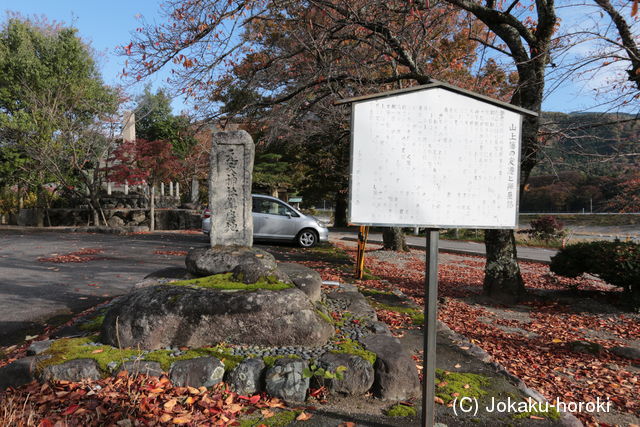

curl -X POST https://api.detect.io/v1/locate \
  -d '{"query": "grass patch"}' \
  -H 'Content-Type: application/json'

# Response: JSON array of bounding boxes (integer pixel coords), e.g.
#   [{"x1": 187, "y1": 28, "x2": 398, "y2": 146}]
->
[
  {"x1": 169, "y1": 273, "x2": 293, "y2": 291},
  {"x1": 386, "y1": 404, "x2": 417, "y2": 417},
  {"x1": 310, "y1": 244, "x2": 351, "y2": 262},
  {"x1": 239, "y1": 410, "x2": 301, "y2": 427},
  {"x1": 435, "y1": 370, "x2": 491, "y2": 404},
  {"x1": 77, "y1": 315, "x2": 105, "y2": 332},
  {"x1": 330, "y1": 339, "x2": 376, "y2": 365}
]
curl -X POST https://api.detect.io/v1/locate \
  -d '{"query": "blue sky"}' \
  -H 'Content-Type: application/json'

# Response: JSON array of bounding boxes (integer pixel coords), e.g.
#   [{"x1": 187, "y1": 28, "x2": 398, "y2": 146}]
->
[{"x1": 0, "y1": 1, "x2": 626, "y2": 114}]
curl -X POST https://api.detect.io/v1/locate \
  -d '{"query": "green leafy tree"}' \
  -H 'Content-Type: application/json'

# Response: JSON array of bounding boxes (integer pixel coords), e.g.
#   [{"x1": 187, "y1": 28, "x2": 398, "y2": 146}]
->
[
  {"x1": 135, "y1": 86, "x2": 197, "y2": 159},
  {"x1": 0, "y1": 16, "x2": 118, "y2": 225}
]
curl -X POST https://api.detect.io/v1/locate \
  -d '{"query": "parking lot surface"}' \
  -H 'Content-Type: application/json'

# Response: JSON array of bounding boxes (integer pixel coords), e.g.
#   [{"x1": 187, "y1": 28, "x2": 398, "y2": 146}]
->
[{"x1": 0, "y1": 229, "x2": 211, "y2": 345}]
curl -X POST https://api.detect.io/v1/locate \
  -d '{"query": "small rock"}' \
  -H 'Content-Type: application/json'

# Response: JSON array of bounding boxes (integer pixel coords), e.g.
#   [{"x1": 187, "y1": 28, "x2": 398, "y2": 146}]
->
[
  {"x1": 369, "y1": 321, "x2": 392, "y2": 336},
  {"x1": 278, "y1": 263, "x2": 322, "y2": 302},
  {"x1": 326, "y1": 291, "x2": 377, "y2": 321},
  {"x1": 231, "y1": 261, "x2": 291, "y2": 285},
  {"x1": 0, "y1": 356, "x2": 39, "y2": 390},
  {"x1": 610, "y1": 346, "x2": 640, "y2": 360},
  {"x1": 568, "y1": 341, "x2": 603, "y2": 355},
  {"x1": 107, "y1": 215, "x2": 125, "y2": 228},
  {"x1": 27, "y1": 340, "x2": 53, "y2": 356},
  {"x1": 130, "y1": 211, "x2": 146, "y2": 225},
  {"x1": 227, "y1": 358, "x2": 265, "y2": 395},
  {"x1": 360, "y1": 335, "x2": 420, "y2": 400},
  {"x1": 118, "y1": 361, "x2": 164, "y2": 377},
  {"x1": 40, "y1": 359, "x2": 102, "y2": 382},
  {"x1": 169, "y1": 357, "x2": 225, "y2": 388},
  {"x1": 317, "y1": 353, "x2": 374, "y2": 395},
  {"x1": 265, "y1": 358, "x2": 309, "y2": 403},
  {"x1": 185, "y1": 246, "x2": 277, "y2": 277}
]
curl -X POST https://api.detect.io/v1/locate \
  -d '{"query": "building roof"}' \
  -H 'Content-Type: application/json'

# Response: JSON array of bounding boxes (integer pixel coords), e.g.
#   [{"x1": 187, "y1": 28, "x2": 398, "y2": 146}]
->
[{"x1": 335, "y1": 80, "x2": 538, "y2": 117}]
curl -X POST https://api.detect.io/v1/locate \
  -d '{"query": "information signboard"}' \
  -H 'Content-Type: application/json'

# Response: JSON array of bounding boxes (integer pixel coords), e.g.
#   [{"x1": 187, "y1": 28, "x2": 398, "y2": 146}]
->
[{"x1": 349, "y1": 86, "x2": 522, "y2": 228}]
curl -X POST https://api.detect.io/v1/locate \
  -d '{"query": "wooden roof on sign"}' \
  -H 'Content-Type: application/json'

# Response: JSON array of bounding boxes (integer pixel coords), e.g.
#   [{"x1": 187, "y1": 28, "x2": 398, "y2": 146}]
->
[{"x1": 334, "y1": 79, "x2": 538, "y2": 117}]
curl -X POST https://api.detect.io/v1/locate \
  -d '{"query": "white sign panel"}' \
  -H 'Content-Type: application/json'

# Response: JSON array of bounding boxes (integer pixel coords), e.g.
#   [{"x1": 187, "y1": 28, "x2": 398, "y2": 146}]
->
[{"x1": 349, "y1": 87, "x2": 521, "y2": 228}]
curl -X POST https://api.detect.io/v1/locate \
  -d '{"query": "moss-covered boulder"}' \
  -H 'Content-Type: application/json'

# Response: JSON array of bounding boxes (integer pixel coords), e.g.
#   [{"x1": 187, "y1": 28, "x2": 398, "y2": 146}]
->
[
  {"x1": 186, "y1": 246, "x2": 281, "y2": 279},
  {"x1": 100, "y1": 285, "x2": 334, "y2": 350}
]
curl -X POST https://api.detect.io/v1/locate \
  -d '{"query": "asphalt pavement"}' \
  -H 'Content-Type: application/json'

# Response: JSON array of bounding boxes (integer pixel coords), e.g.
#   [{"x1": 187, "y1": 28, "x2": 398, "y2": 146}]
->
[
  {"x1": 331, "y1": 230, "x2": 559, "y2": 263},
  {"x1": 0, "y1": 228, "x2": 210, "y2": 345}
]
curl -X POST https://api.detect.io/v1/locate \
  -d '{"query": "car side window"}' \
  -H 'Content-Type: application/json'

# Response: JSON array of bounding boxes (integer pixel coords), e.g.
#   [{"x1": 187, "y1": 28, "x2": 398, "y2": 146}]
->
[{"x1": 252, "y1": 198, "x2": 298, "y2": 216}]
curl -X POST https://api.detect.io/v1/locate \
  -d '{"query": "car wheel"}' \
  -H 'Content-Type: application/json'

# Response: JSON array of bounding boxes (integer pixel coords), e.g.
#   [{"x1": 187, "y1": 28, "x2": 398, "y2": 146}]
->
[{"x1": 296, "y1": 229, "x2": 318, "y2": 248}]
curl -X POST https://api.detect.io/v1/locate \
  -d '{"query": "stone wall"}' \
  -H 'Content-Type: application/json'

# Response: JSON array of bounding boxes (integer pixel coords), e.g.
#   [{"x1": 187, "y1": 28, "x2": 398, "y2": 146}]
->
[{"x1": 13, "y1": 208, "x2": 201, "y2": 230}]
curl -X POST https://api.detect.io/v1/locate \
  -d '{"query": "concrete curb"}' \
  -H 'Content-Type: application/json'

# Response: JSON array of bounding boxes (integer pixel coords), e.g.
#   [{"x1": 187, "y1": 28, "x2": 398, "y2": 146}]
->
[{"x1": 340, "y1": 236, "x2": 551, "y2": 265}]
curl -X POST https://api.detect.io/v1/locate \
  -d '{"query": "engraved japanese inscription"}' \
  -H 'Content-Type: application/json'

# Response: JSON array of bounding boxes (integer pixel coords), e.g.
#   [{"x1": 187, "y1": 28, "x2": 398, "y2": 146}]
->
[{"x1": 209, "y1": 130, "x2": 255, "y2": 247}]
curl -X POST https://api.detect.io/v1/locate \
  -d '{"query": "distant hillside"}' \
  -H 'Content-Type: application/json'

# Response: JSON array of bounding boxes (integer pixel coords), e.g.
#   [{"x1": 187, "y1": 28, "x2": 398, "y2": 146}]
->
[
  {"x1": 533, "y1": 112, "x2": 639, "y2": 176},
  {"x1": 522, "y1": 112, "x2": 639, "y2": 213}
]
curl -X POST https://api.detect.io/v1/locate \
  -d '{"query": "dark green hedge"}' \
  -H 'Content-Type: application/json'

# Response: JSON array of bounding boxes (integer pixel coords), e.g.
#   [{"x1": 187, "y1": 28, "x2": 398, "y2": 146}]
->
[{"x1": 550, "y1": 241, "x2": 640, "y2": 306}]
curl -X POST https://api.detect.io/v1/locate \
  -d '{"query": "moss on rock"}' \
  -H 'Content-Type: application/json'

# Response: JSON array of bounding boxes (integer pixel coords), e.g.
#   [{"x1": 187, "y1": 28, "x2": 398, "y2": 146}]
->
[
  {"x1": 239, "y1": 410, "x2": 301, "y2": 427},
  {"x1": 369, "y1": 301, "x2": 424, "y2": 325},
  {"x1": 512, "y1": 403, "x2": 561, "y2": 420},
  {"x1": 262, "y1": 354, "x2": 300, "y2": 368},
  {"x1": 168, "y1": 273, "x2": 293, "y2": 291},
  {"x1": 38, "y1": 337, "x2": 244, "y2": 373},
  {"x1": 386, "y1": 403, "x2": 417, "y2": 417},
  {"x1": 38, "y1": 336, "x2": 143, "y2": 372},
  {"x1": 143, "y1": 345, "x2": 245, "y2": 371},
  {"x1": 78, "y1": 315, "x2": 105, "y2": 332},
  {"x1": 315, "y1": 309, "x2": 334, "y2": 325},
  {"x1": 435, "y1": 370, "x2": 491, "y2": 404},
  {"x1": 330, "y1": 339, "x2": 376, "y2": 365}
]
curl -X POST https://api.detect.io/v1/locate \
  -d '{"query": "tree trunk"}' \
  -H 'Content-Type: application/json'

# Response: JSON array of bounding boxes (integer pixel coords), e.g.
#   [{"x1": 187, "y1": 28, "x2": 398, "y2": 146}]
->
[
  {"x1": 334, "y1": 191, "x2": 348, "y2": 227},
  {"x1": 150, "y1": 184, "x2": 155, "y2": 232},
  {"x1": 483, "y1": 229, "x2": 525, "y2": 303},
  {"x1": 35, "y1": 185, "x2": 44, "y2": 227},
  {"x1": 382, "y1": 227, "x2": 408, "y2": 251}
]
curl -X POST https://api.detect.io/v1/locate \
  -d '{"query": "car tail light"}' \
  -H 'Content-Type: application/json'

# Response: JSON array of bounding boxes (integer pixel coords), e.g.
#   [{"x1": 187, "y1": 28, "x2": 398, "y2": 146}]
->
[{"x1": 202, "y1": 209, "x2": 211, "y2": 219}]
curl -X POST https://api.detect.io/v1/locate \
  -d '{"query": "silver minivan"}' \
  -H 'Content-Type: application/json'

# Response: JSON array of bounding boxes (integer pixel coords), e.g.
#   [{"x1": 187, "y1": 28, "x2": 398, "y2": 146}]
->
[{"x1": 202, "y1": 194, "x2": 329, "y2": 247}]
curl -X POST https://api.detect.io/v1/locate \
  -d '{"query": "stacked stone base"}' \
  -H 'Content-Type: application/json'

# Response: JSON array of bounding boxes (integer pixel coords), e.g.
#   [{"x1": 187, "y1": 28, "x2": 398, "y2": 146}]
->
[{"x1": 0, "y1": 279, "x2": 420, "y2": 404}]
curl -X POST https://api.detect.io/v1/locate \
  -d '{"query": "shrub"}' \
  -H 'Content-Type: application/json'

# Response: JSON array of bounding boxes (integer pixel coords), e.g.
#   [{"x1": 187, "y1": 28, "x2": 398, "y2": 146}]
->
[
  {"x1": 550, "y1": 241, "x2": 640, "y2": 306},
  {"x1": 524, "y1": 215, "x2": 565, "y2": 242}
]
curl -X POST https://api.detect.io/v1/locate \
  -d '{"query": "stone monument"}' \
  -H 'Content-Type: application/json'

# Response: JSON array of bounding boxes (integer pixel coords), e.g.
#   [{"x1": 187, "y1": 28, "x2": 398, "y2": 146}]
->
[
  {"x1": 101, "y1": 129, "x2": 333, "y2": 349},
  {"x1": 208, "y1": 130, "x2": 254, "y2": 247}
]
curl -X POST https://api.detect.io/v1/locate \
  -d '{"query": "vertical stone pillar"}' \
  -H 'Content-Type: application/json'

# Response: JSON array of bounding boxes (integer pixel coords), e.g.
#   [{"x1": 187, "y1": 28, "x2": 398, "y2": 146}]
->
[
  {"x1": 169, "y1": 182, "x2": 174, "y2": 197},
  {"x1": 160, "y1": 182, "x2": 165, "y2": 196},
  {"x1": 191, "y1": 176, "x2": 200, "y2": 204},
  {"x1": 176, "y1": 182, "x2": 180, "y2": 200},
  {"x1": 209, "y1": 130, "x2": 255, "y2": 247},
  {"x1": 124, "y1": 182, "x2": 129, "y2": 195},
  {"x1": 107, "y1": 182, "x2": 112, "y2": 196}
]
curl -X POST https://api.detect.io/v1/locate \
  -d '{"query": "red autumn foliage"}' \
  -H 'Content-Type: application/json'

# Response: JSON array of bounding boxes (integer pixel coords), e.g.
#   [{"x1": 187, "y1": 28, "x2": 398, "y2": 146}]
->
[{"x1": 105, "y1": 138, "x2": 182, "y2": 187}]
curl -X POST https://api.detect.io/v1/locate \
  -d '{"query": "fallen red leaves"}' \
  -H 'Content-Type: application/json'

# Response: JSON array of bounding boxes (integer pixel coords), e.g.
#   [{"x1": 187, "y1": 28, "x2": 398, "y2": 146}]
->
[
  {"x1": 0, "y1": 376, "x2": 289, "y2": 426},
  {"x1": 38, "y1": 248, "x2": 104, "y2": 263},
  {"x1": 154, "y1": 250, "x2": 189, "y2": 256},
  {"x1": 333, "y1": 241, "x2": 640, "y2": 425}
]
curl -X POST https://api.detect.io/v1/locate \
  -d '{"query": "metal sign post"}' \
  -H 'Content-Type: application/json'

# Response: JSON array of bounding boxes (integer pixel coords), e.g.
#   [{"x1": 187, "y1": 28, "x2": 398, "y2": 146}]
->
[{"x1": 422, "y1": 229, "x2": 439, "y2": 427}]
